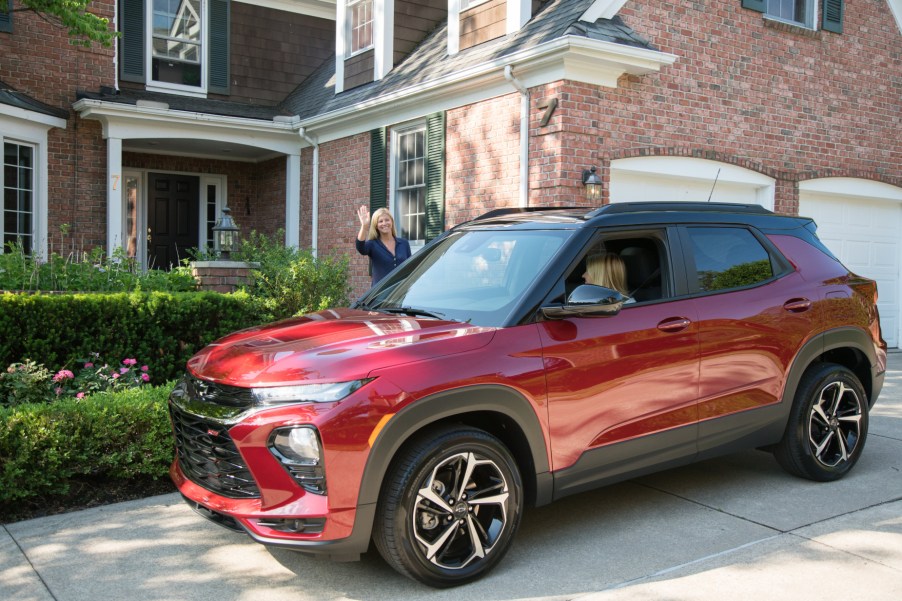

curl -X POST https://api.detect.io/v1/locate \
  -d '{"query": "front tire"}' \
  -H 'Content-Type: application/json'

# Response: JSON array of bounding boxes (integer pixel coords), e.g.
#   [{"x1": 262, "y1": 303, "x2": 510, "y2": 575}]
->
[
  {"x1": 775, "y1": 363, "x2": 868, "y2": 481},
  {"x1": 373, "y1": 426, "x2": 523, "y2": 588}
]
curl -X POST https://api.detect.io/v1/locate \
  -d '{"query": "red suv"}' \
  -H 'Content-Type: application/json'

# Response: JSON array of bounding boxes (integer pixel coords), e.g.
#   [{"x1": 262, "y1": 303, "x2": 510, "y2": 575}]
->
[{"x1": 169, "y1": 202, "x2": 886, "y2": 587}]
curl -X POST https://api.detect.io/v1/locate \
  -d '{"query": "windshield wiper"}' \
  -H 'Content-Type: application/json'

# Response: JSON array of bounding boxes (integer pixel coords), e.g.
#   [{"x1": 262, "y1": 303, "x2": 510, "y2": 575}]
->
[{"x1": 379, "y1": 306, "x2": 446, "y2": 320}]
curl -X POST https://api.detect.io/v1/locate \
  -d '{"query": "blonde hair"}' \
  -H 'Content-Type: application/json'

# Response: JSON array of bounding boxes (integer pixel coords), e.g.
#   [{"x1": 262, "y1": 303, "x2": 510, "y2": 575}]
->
[
  {"x1": 586, "y1": 253, "x2": 629, "y2": 295},
  {"x1": 368, "y1": 208, "x2": 398, "y2": 240}
]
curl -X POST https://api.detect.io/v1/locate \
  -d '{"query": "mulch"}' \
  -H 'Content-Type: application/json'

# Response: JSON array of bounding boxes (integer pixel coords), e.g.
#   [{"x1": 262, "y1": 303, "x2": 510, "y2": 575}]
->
[{"x1": 0, "y1": 476, "x2": 176, "y2": 525}]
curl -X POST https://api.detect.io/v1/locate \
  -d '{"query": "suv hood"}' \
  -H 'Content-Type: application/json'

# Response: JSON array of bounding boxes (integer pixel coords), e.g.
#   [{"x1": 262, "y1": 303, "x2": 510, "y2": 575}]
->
[{"x1": 187, "y1": 308, "x2": 496, "y2": 387}]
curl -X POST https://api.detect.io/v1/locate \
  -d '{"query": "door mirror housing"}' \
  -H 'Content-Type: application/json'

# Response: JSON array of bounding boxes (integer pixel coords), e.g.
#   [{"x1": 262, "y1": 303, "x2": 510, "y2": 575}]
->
[{"x1": 541, "y1": 284, "x2": 625, "y2": 319}]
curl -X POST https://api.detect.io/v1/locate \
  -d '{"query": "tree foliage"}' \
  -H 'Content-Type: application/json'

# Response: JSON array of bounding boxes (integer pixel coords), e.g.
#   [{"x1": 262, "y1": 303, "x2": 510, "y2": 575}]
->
[{"x1": 5, "y1": 1, "x2": 118, "y2": 47}]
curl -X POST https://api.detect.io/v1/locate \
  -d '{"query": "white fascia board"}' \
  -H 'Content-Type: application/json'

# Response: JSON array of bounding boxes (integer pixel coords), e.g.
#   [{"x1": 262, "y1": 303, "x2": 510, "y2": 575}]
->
[
  {"x1": 0, "y1": 103, "x2": 67, "y2": 129},
  {"x1": 888, "y1": 0, "x2": 902, "y2": 34},
  {"x1": 233, "y1": 0, "x2": 336, "y2": 21},
  {"x1": 580, "y1": 0, "x2": 629, "y2": 22},
  {"x1": 72, "y1": 99, "x2": 301, "y2": 155},
  {"x1": 300, "y1": 35, "x2": 677, "y2": 143}
]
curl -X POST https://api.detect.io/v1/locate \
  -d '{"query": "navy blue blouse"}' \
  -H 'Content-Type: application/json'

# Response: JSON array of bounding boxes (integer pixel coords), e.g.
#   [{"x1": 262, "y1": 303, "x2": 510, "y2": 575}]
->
[{"x1": 356, "y1": 237, "x2": 412, "y2": 285}]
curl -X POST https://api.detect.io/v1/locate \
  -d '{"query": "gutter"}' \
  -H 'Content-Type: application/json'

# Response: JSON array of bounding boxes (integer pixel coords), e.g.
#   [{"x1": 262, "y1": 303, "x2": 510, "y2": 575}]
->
[
  {"x1": 504, "y1": 65, "x2": 529, "y2": 209},
  {"x1": 299, "y1": 127, "x2": 319, "y2": 257}
]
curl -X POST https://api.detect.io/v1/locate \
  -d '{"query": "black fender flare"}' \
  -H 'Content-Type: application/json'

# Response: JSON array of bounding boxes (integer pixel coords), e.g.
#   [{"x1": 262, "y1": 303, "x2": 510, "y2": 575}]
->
[
  {"x1": 782, "y1": 327, "x2": 881, "y2": 411},
  {"x1": 358, "y1": 385, "x2": 552, "y2": 509}
]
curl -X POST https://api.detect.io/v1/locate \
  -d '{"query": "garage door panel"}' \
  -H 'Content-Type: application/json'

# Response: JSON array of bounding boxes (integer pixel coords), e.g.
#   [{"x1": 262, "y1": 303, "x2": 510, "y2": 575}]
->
[{"x1": 799, "y1": 193, "x2": 900, "y2": 348}]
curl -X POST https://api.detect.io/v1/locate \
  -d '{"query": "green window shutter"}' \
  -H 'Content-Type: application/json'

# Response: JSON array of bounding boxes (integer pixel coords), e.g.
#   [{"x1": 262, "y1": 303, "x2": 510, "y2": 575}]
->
[
  {"x1": 208, "y1": 0, "x2": 230, "y2": 93},
  {"x1": 741, "y1": 0, "x2": 765, "y2": 12},
  {"x1": 119, "y1": 0, "x2": 145, "y2": 82},
  {"x1": 822, "y1": 0, "x2": 844, "y2": 33},
  {"x1": 0, "y1": 1, "x2": 12, "y2": 34},
  {"x1": 425, "y1": 112, "x2": 446, "y2": 241},
  {"x1": 370, "y1": 127, "x2": 387, "y2": 212}
]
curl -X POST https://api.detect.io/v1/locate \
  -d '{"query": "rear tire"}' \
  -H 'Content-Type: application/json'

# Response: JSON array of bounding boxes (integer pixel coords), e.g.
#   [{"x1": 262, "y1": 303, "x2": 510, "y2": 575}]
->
[
  {"x1": 373, "y1": 426, "x2": 523, "y2": 588},
  {"x1": 774, "y1": 363, "x2": 868, "y2": 481}
]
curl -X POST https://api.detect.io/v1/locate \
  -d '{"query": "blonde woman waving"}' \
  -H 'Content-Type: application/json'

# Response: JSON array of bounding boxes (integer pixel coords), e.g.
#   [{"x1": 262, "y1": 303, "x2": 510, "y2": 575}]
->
[{"x1": 355, "y1": 205, "x2": 412, "y2": 285}]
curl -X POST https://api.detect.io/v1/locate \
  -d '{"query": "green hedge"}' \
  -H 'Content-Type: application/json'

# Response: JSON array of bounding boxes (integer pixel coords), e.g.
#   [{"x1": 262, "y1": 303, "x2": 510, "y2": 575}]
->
[
  {"x1": 0, "y1": 290, "x2": 263, "y2": 383},
  {"x1": 0, "y1": 385, "x2": 174, "y2": 506}
]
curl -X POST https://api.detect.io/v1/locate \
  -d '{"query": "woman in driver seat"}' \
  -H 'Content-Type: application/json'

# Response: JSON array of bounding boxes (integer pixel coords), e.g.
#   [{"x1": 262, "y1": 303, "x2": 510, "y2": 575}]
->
[{"x1": 583, "y1": 253, "x2": 634, "y2": 303}]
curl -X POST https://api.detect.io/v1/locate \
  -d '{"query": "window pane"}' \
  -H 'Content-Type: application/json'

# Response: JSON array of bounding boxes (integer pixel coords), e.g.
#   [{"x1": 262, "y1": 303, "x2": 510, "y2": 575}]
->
[
  {"x1": 2, "y1": 142, "x2": 34, "y2": 253},
  {"x1": 688, "y1": 227, "x2": 774, "y2": 292},
  {"x1": 152, "y1": 0, "x2": 202, "y2": 87},
  {"x1": 767, "y1": 0, "x2": 809, "y2": 25},
  {"x1": 349, "y1": 0, "x2": 373, "y2": 53}
]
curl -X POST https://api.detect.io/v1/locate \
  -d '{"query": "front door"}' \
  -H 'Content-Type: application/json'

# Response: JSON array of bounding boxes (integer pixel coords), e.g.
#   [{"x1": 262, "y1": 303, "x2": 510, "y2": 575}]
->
[{"x1": 147, "y1": 173, "x2": 199, "y2": 269}]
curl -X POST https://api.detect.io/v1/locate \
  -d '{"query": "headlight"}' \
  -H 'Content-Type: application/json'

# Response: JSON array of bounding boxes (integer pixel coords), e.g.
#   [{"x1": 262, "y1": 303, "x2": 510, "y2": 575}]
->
[{"x1": 252, "y1": 378, "x2": 372, "y2": 405}]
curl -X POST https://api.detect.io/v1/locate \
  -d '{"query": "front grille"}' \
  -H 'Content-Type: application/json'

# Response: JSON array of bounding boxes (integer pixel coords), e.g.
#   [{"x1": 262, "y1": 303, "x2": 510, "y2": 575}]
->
[{"x1": 169, "y1": 401, "x2": 260, "y2": 498}]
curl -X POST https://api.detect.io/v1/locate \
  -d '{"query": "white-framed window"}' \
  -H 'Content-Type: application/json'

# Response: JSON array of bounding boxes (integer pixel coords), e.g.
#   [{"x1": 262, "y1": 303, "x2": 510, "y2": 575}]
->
[
  {"x1": 122, "y1": 171, "x2": 144, "y2": 263},
  {"x1": 347, "y1": 0, "x2": 374, "y2": 55},
  {"x1": 2, "y1": 140, "x2": 35, "y2": 255},
  {"x1": 148, "y1": 0, "x2": 206, "y2": 93},
  {"x1": 200, "y1": 174, "x2": 225, "y2": 252},
  {"x1": 766, "y1": 0, "x2": 815, "y2": 29},
  {"x1": 392, "y1": 123, "x2": 427, "y2": 246}
]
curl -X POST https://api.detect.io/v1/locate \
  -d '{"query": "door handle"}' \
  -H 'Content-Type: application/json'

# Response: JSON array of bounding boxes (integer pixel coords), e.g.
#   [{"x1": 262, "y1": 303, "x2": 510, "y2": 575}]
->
[
  {"x1": 783, "y1": 298, "x2": 811, "y2": 313},
  {"x1": 657, "y1": 317, "x2": 692, "y2": 332},
  {"x1": 147, "y1": 227, "x2": 152, "y2": 245}
]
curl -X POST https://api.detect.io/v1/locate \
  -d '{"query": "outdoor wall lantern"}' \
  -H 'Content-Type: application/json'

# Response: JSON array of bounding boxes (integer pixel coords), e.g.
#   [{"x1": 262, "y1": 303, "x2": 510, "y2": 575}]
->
[
  {"x1": 212, "y1": 207, "x2": 240, "y2": 260},
  {"x1": 582, "y1": 167, "x2": 603, "y2": 203}
]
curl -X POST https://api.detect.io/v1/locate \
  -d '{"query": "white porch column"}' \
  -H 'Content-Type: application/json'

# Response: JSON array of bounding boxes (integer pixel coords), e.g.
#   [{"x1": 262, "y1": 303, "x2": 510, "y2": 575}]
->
[
  {"x1": 286, "y1": 152, "x2": 301, "y2": 248},
  {"x1": 106, "y1": 136, "x2": 123, "y2": 257}
]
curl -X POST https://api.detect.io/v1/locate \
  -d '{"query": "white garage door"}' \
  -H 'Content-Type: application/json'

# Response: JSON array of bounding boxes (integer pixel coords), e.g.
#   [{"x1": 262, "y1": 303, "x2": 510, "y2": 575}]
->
[{"x1": 800, "y1": 180, "x2": 902, "y2": 349}]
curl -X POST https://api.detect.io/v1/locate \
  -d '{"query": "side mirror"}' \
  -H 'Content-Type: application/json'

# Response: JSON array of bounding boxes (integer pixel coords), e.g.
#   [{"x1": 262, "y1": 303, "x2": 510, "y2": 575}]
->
[{"x1": 541, "y1": 284, "x2": 625, "y2": 319}]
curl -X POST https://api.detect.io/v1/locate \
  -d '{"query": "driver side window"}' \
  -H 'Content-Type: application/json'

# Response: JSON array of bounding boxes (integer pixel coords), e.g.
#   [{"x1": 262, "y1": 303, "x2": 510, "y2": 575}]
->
[{"x1": 567, "y1": 234, "x2": 669, "y2": 304}]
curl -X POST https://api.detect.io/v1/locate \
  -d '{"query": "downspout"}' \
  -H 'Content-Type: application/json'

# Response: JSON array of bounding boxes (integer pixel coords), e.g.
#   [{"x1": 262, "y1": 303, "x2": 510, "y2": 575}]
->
[
  {"x1": 504, "y1": 65, "x2": 529, "y2": 208},
  {"x1": 299, "y1": 127, "x2": 319, "y2": 257}
]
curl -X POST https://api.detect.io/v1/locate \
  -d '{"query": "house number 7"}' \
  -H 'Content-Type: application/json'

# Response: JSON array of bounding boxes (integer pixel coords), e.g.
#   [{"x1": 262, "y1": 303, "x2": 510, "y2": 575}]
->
[{"x1": 111, "y1": 175, "x2": 120, "y2": 191}]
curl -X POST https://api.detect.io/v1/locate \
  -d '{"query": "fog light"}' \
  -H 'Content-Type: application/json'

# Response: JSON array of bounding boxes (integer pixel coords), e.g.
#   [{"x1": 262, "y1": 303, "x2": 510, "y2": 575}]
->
[{"x1": 271, "y1": 427, "x2": 320, "y2": 465}]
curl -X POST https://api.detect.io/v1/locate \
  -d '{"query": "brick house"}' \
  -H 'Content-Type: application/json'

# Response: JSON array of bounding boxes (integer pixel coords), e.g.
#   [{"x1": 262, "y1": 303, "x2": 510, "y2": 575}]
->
[{"x1": 1, "y1": 0, "x2": 901, "y2": 346}]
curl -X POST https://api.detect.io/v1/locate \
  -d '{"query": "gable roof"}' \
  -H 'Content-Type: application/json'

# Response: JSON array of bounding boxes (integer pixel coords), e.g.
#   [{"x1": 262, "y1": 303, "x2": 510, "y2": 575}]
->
[{"x1": 280, "y1": 0, "x2": 656, "y2": 120}]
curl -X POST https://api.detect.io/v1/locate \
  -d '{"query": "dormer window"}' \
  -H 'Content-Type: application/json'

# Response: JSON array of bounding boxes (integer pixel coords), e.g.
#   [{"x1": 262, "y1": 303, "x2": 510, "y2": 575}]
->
[
  {"x1": 151, "y1": 0, "x2": 204, "y2": 89},
  {"x1": 348, "y1": 0, "x2": 374, "y2": 55}
]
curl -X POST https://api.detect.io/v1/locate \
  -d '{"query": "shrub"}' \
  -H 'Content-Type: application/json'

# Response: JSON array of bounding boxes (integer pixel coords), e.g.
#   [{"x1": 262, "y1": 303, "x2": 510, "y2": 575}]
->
[
  {"x1": 0, "y1": 290, "x2": 262, "y2": 383},
  {"x1": 0, "y1": 242, "x2": 196, "y2": 293},
  {"x1": 232, "y1": 230, "x2": 352, "y2": 321},
  {"x1": 0, "y1": 384, "x2": 175, "y2": 507},
  {"x1": 0, "y1": 360, "x2": 52, "y2": 407}
]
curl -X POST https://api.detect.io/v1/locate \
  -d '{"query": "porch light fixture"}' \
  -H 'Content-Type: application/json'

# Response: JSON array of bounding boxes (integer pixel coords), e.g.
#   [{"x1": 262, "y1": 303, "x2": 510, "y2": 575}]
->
[
  {"x1": 582, "y1": 167, "x2": 603, "y2": 203},
  {"x1": 212, "y1": 207, "x2": 240, "y2": 260}
]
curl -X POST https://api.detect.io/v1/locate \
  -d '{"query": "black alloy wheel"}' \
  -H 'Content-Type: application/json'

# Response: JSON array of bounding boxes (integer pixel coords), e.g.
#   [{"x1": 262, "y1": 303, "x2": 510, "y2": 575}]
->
[
  {"x1": 775, "y1": 363, "x2": 869, "y2": 481},
  {"x1": 373, "y1": 426, "x2": 523, "y2": 587}
]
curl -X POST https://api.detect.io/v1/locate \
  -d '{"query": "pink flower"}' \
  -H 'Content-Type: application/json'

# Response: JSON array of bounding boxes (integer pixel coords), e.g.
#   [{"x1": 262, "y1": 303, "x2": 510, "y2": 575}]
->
[
  {"x1": 52, "y1": 369, "x2": 74, "y2": 382},
  {"x1": 141, "y1": 373, "x2": 150, "y2": 382},
  {"x1": 84, "y1": 362, "x2": 94, "y2": 368},
  {"x1": 119, "y1": 367, "x2": 130, "y2": 375},
  {"x1": 112, "y1": 373, "x2": 120, "y2": 380},
  {"x1": 123, "y1": 358, "x2": 137, "y2": 366},
  {"x1": 76, "y1": 392, "x2": 85, "y2": 399},
  {"x1": 141, "y1": 365, "x2": 149, "y2": 372},
  {"x1": 54, "y1": 387, "x2": 62, "y2": 396}
]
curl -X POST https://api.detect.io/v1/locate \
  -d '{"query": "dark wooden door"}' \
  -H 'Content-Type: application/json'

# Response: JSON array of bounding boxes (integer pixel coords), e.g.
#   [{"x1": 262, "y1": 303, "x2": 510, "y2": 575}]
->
[{"x1": 147, "y1": 173, "x2": 199, "y2": 269}]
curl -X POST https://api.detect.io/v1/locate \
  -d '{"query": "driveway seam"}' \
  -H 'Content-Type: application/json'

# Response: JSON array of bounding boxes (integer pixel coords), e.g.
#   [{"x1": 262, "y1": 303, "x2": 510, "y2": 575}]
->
[{"x1": 1, "y1": 523, "x2": 58, "y2": 601}]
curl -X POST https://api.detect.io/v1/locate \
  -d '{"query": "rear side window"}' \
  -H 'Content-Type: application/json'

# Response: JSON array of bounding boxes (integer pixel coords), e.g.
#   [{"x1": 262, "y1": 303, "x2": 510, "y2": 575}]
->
[{"x1": 685, "y1": 227, "x2": 775, "y2": 292}]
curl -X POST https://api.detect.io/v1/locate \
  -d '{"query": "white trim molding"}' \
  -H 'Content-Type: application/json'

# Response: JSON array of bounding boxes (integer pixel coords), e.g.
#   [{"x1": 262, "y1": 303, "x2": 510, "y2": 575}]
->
[
  {"x1": 580, "y1": 0, "x2": 629, "y2": 22},
  {"x1": 301, "y1": 35, "x2": 678, "y2": 143},
  {"x1": 234, "y1": 0, "x2": 336, "y2": 20},
  {"x1": 890, "y1": 0, "x2": 902, "y2": 34}
]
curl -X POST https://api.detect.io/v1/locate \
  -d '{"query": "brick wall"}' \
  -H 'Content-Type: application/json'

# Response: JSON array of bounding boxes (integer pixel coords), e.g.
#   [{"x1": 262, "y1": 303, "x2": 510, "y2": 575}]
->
[
  {"x1": 1, "y1": 0, "x2": 116, "y2": 253},
  {"x1": 313, "y1": 133, "x2": 372, "y2": 297},
  {"x1": 446, "y1": 93, "x2": 521, "y2": 225},
  {"x1": 526, "y1": 0, "x2": 902, "y2": 210}
]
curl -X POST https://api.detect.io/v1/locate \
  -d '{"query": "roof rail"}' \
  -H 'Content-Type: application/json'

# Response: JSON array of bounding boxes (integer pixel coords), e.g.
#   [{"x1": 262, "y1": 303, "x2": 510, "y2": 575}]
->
[
  {"x1": 472, "y1": 206, "x2": 591, "y2": 221},
  {"x1": 586, "y1": 202, "x2": 773, "y2": 218}
]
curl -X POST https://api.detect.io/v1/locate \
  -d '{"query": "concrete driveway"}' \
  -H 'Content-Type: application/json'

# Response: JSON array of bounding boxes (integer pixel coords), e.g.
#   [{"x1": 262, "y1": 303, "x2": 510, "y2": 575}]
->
[{"x1": 3, "y1": 352, "x2": 901, "y2": 601}]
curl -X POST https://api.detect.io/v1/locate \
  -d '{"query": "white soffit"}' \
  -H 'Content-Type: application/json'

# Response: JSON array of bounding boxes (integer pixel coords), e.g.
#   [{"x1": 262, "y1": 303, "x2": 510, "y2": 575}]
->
[
  {"x1": 580, "y1": 0, "x2": 629, "y2": 22},
  {"x1": 234, "y1": 0, "x2": 335, "y2": 21},
  {"x1": 0, "y1": 104, "x2": 67, "y2": 130}
]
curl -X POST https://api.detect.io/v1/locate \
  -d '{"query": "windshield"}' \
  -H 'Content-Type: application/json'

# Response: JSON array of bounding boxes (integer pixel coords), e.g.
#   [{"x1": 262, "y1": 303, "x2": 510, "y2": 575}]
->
[{"x1": 357, "y1": 229, "x2": 569, "y2": 327}]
